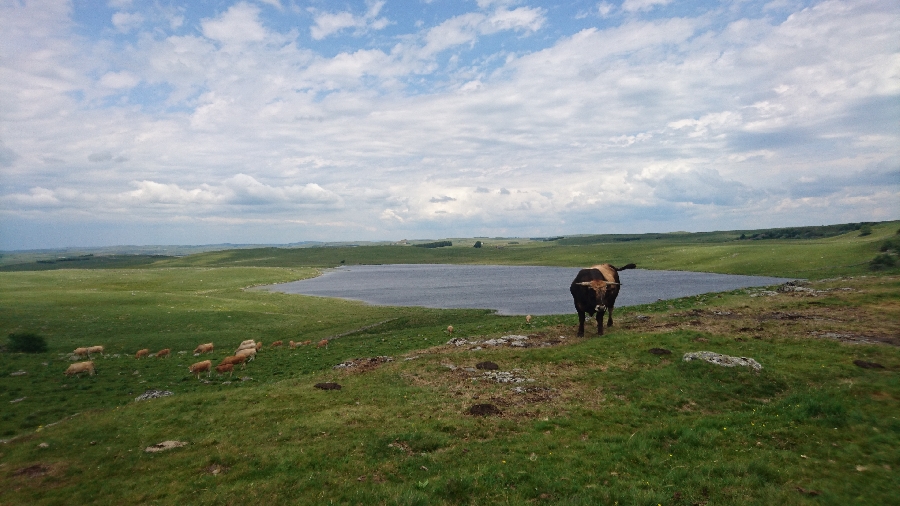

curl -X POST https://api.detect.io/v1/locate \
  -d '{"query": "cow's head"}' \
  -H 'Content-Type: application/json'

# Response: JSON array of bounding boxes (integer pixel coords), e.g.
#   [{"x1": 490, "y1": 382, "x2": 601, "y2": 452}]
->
[{"x1": 575, "y1": 279, "x2": 620, "y2": 310}]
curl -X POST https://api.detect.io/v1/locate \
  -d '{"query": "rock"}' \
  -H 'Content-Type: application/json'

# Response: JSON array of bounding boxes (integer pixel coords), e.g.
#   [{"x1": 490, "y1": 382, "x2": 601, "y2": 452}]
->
[
  {"x1": 475, "y1": 361, "x2": 499, "y2": 370},
  {"x1": 38, "y1": 442, "x2": 49, "y2": 448},
  {"x1": 10, "y1": 370, "x2": 27, "y2": 377},
  {"x1": 447, "y1": 338, "x2": 475, "y2": 346},
  {"x1": 636, "y1": 315, "x2": 651, "y2": 321},
  {"x1": 683, "y1": 351, "x2": 762, "y2": 371},
  {"x1": 135, "y1": 389, "x2": 173, "y2": 402},
  {"x1": 482, "y1": 370, "x2": 534, "y2": 383},
  {"x1": 314, "y1": 382, "x2": 342, "y2": 390},
  {"x1": 144, "y1": 440, "x2": 187, "y2": 453},
  {"x1": 648, "y1": 348, "x2": 671, "y2": 355},
  {"x1": 468, "y1": 403, "x2": 501, "y2": 416},
  {"x1": 853, "y1": 360, "x2": 884, "y2": 369},
  {"x1": 10, "y1": 397, "x2": 26, "y2": 403}
]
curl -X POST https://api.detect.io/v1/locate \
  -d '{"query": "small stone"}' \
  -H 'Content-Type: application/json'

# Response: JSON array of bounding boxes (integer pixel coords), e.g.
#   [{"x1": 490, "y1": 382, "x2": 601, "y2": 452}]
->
[
  {"x1": 38, "y1": 442, "x2": 49, "y2": 448},
  {"x1": 10, "y1": 370, "x2": 27, "y2": 377},
  {"x1": 145, "y1": 441, "x2": 187, "y2": 453},
  {"x1": 314, "y1": 382, "x2": 342, "y2": 390}
]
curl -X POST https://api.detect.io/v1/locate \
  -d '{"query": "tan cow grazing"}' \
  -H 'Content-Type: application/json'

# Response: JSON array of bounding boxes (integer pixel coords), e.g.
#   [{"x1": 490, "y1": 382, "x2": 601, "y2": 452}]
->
[
  {"x1": 155, "y1": 348, "x2": 171, "y2": 358},
  {"x1": 193, "y1": 342, "x2": 214, "y2": 355},
  {"x1": 255, "y1": 341, "x2": 263, "y2": 351},
  {"x1": 235, "y1": 341, "x2": 256, "y2": 353},
  {"x1": 65, "y1": 361, "x2": 95, "y2": 377},
  {"x1": 73, "y1": 347, "x2": 90, "y2": 357},
  {"x1": 215, "y1": 363, "x2": 234, "y2": 377},
  {"x1": 316, "y1": 339, "x2": 329, "y2": 349},
  {"x1": 235, "y1": 348, "x2": 256, "y2": 361},
  {"x1": 302, "y1": 340, "x2": 312, "y2": 346},
  {"x1": 270, "y1": 340, "x2": 283, "y2": 348},
  {"x1": 289, "y1": 340, "x2": 297, "y2": 349},
  {"x1": 220, "y1": 355, "x2": 248, "y2": 370},
  {"x1": 189, "y1": 360, "x2": 212, "y2": 379},
  {"x1": 447, "y1": 325, "x2": 453, "y2": 335},
  {"x1": 135, "y1": 349, "x2": 150, "y2": 359},
  {"x1": 87, "y1": 345, "x2": 104, "y2": 355},
  {"x1": 526, "y1": 315, "x2": 533, "y2": 324}
]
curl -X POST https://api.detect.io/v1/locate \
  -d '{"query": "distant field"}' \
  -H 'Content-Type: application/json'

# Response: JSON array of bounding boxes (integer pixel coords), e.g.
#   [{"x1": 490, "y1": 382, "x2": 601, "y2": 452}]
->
[{"x1": 0, "y1": 221, "x2": 898, "y2": 504}]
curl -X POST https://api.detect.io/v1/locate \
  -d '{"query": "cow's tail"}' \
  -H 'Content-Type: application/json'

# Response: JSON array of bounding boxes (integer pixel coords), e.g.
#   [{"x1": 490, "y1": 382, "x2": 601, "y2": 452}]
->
[{"x1": 614, "y1": 263, "x2": 636, "y2": 271}]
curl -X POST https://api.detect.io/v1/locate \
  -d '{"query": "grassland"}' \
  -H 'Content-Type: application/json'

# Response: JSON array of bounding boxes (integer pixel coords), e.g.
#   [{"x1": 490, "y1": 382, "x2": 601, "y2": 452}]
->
[{"x1": 0, "y1": 222, "x2": 898, "y2": 504}]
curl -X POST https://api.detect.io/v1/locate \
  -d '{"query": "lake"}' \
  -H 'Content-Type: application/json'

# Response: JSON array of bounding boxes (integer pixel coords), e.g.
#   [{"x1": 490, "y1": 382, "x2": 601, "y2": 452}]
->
[{"x1": 261, "y1": 264, "x2": 794, "y2": 315}]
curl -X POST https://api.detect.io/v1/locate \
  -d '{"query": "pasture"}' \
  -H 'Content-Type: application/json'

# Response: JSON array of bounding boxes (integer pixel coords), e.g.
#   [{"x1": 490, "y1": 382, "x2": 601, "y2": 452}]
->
[{"x1": 0, "y1": 222, "x2": 898, "y2": 504}]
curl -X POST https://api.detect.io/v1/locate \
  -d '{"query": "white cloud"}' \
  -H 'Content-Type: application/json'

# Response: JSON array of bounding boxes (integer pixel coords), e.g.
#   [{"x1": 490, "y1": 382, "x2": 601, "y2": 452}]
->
[
  {"x1": 99, "y1": 71, "x2": 139, "y2": 89},
  {"x1": 622, "y1": 0, "x2": 673, "y2": 13},
  {"x1": 201, "y1": 3, "x2": 268, "y2": 45},
  {"x1": 309, "y1": 1, "x2": 389, "y2": 40},
  {"x1": 111, "y1": 11, "x2": 144, "y2": 32}
]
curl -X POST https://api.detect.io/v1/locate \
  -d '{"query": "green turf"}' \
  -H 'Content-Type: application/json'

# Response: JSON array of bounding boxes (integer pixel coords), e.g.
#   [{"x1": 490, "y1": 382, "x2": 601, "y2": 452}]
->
[{"x1": 0, "y1": 223, "x2": 898, "y2": 504}]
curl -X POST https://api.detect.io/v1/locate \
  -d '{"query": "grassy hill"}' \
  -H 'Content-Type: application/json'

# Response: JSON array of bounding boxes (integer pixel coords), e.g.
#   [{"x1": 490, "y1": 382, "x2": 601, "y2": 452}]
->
[{"x1": 0, "y1": 222, "x2": 898, "y2": 504}]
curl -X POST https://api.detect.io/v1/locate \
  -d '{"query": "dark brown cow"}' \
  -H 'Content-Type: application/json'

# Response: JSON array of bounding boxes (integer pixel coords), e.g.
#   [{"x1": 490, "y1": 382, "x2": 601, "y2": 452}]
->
[{"x1": 570, "y1": 263, "x2": 636, "y2": 337}]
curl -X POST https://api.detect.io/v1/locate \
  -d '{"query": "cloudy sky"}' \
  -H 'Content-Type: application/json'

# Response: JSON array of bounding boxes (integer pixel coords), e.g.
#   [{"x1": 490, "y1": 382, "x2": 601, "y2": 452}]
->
[{"x1": 1, "y1": 0, "x2": 898, "y2": 249}]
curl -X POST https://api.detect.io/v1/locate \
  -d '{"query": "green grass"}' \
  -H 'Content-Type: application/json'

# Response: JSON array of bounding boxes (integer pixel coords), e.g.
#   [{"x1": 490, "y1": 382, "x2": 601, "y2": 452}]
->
[{"x1": 0, "y1": 224, "x2": 898, "y2": 504}]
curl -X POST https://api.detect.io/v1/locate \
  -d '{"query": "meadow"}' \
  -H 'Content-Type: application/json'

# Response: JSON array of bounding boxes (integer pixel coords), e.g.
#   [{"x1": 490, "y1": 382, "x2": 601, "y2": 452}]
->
[{"x1": 0, "y1": 221, "x2": 898, "y2": 504}]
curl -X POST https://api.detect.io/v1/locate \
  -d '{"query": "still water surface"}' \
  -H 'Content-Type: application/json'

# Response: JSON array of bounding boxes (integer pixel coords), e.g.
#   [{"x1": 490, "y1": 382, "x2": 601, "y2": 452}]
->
[{"x1": 263, "y1": 264, "x2": 793, "y2": 316}]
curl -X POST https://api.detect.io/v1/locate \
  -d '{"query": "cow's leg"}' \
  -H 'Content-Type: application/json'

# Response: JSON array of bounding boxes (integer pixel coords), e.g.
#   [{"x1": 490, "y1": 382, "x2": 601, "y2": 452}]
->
[
  {"x1": 576, "y1": 310, "x2": 586, "y2": 337},
  {"x1": 597, "y1": 309, "x2": 605, "y2": 335},
  {"x1": 607, "y1": 306, "x2": 614, "y2": 327}
]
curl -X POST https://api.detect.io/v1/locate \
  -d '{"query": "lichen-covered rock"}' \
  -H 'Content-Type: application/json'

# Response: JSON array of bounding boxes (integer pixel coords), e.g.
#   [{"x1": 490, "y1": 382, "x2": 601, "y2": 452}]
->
[
  {"x1": 683, "y1": 351, "x2": 762, "y2": 371},
  {"x1": 135, "y1": 389, "x2": 173, "y2": 402}
]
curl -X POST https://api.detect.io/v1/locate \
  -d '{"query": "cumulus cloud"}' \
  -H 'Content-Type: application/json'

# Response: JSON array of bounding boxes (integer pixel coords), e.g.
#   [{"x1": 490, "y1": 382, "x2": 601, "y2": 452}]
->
[
  {"x1": 111, "y1": 11, "x2": 144, "y2": 32},
  {"x1": 309, "y1": 1, "x2": 389, "y2": 40},
  {"x1": 201, "y1": 3, "x2": 268, "y2": 45}
]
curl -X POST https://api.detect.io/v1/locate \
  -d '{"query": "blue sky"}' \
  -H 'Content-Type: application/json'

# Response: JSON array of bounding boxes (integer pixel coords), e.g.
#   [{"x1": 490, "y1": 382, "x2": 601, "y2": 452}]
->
[{"x1": 1, "y1": 0, "x2": 897, "y2": 249}]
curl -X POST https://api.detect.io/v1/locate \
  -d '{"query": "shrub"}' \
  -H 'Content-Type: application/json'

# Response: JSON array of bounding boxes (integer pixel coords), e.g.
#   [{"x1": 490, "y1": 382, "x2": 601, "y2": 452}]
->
[
  {"x1": 7, "y1": 332, "x2": 48, "y2": 353},
  {"x1": 869, "y1": 254, "x2": 897, "y2": 270},
  {"x1": 859, "y1": 224, "x2": 872, "y2": 236},
  {"x1": 880, "y1": 240, "x2": 895, "y2": 252}
]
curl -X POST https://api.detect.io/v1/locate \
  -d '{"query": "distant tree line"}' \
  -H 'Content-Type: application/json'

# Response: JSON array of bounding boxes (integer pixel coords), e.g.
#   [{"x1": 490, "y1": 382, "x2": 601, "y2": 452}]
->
[
  {"x1": 414, "y1": 241, "x2": 452, "y2": 248},
  {"x1": 739, "y1": 223, "x2": 872, "y2": 241}
]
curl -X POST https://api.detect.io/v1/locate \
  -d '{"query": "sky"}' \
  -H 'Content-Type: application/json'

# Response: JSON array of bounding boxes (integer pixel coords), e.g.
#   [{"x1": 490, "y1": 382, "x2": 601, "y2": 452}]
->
[{"x1": 1, "y1": 0, "x2": 898, "y2": 250}]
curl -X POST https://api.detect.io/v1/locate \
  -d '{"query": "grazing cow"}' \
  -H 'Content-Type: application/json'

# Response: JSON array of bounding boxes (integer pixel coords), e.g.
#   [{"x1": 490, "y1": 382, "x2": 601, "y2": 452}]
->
[
  {"x1": 569, "y1": 263, "x2": 636, "y2": 337},
  {"x1": 316, "y1": 339, "x2": 329, "y2": 349},
  {"x1": 270, "y1": 340, "x2": 283, "y2": 348},
  {"x1": 215, "y1": 363, "x2": 234, "y2": 377},
  {"x1": 255, "y1": 341, "x2": 263, "y2": 351},
  {"x1": 526, "y1": 315, "x2": 532, "y2": 324},
  {"x1": 87, "y1": 345, "x2": 104, "y2": 355},
  {"x1": 220, "y1": 355, "x2": 248, "y2": 369},
  {"x1": 302, "y1": 340, "x2": 312, "y2": 346},
  {"x1": 189, "y1": 360, "x2": 212, "y2": 379},
  {"x1": 65, "y1": 361, "x2": 95, "y2": 377},
  {"x1": 73, "y1": 347, "x2": 89, "y2": 357},
  {"x1": 193, "y1": 343, "x2": 214, "y2": 355},
  {"x1": 235, "y1": 341, "x2": 256, "y2": 353},
  {"x1": 155, "y1": 348, "x2": 171, "y2": 358},
  {"x1": 447, "y1": 325, "x2": 453, "y2": 335},
  {"x1": 135, "y1": 349, "x2": 150, "y2": 359},
  {"x1": 235, "y1": 348, "x2": 256, "y2": 361},
  {"x1": 289, "y1": 340, "x2": 297, "y2": 349}
]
